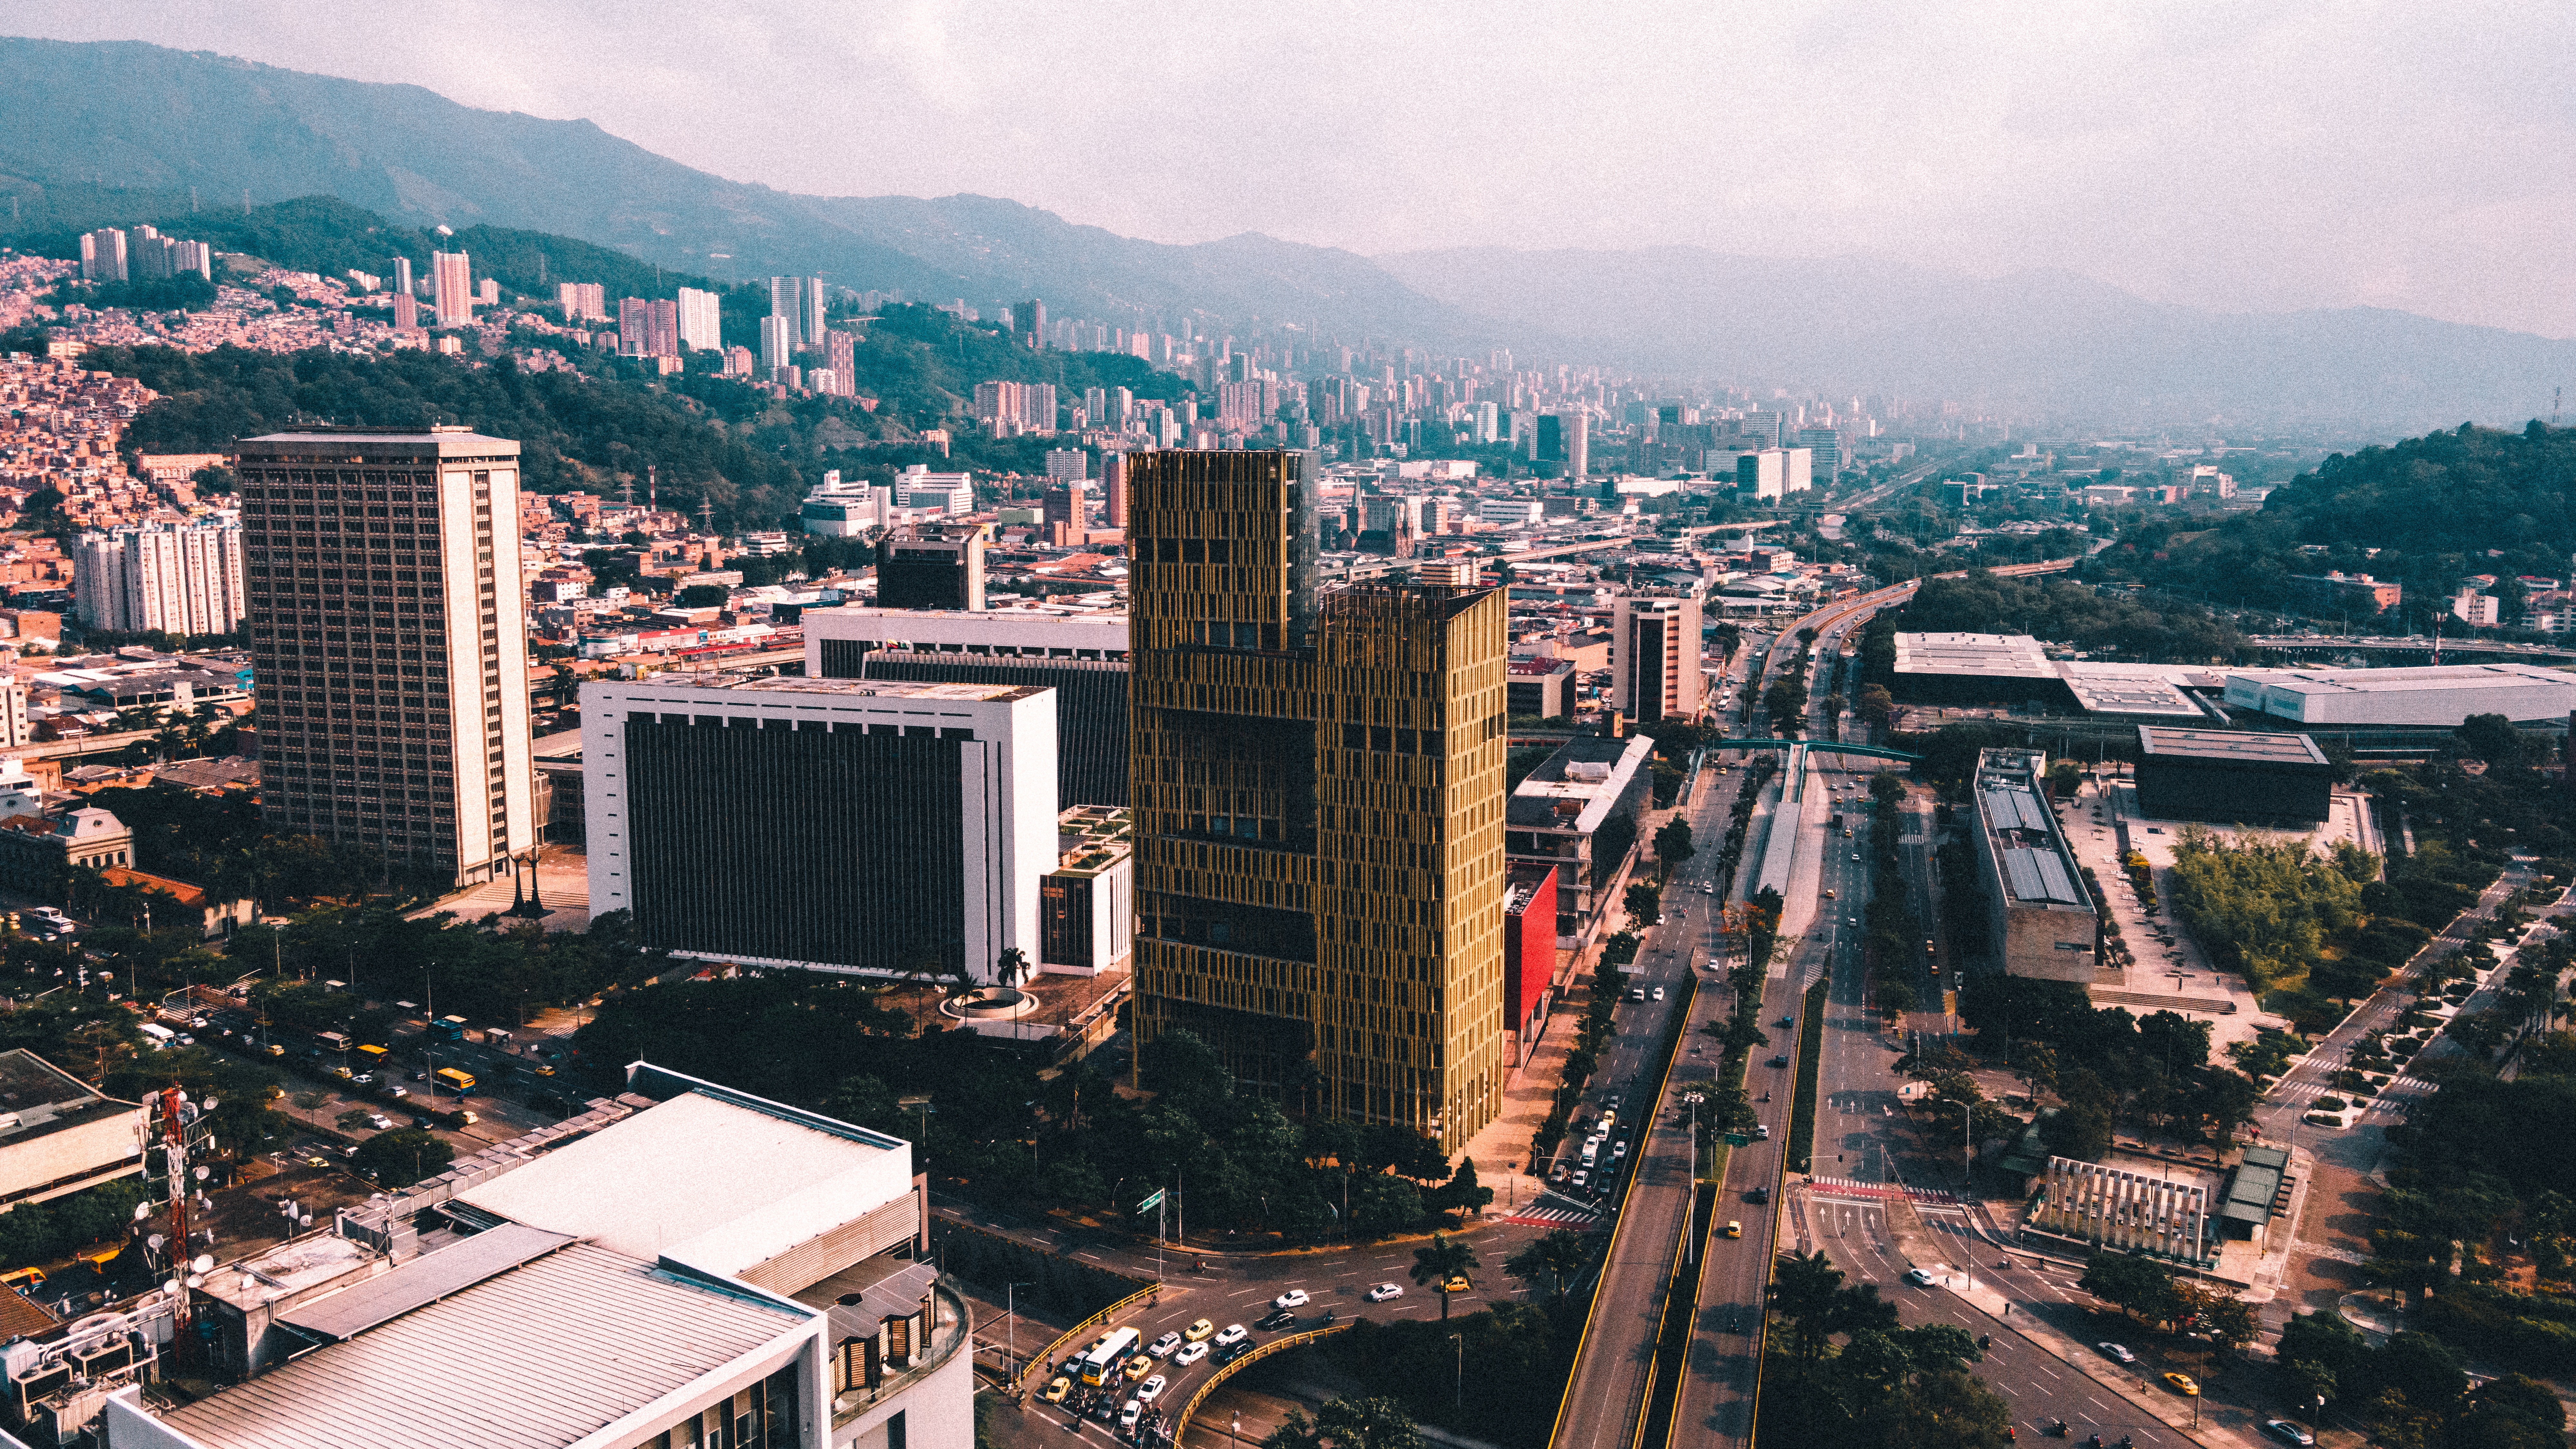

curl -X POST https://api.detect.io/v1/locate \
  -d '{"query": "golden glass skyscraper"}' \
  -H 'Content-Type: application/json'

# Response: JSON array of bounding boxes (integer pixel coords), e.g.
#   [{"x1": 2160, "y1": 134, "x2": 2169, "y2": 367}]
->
[{"x1": 1127, "y1": 450, "x2": 1508, "y2": 1152}]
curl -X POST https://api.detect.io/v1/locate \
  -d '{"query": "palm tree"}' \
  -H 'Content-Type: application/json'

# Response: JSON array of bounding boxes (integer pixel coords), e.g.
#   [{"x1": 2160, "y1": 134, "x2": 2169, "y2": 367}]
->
[
  {"x1": 1504, "y1": 1228, "x2": 1592, "y2": 1299},
  {"x1": 1767, "y1": 1249, "x2": 1847, "y2": 1369},
  {"x1": 1409, "y1": 1233, "x2": 1479, "y2": 1321}
]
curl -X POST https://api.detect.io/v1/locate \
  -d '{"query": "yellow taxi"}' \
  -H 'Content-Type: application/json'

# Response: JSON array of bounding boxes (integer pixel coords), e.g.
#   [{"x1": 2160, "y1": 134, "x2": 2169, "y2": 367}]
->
[
  {"x1": 1183, "y1": 1318, "x2": 1215, "y2": 1342},
  {"x1": 2164, "y1": 1372, "x2": 2199, "y2": 1397},
  {"x1": 1123, "y1": 1355, "x2": 1153, "y2": 1381},
  {"x1": 1443, "y1": 1275, "x2": 1472, "y2": 1294},
  {"x1": 1041, "y1": 1377, "x2": 1071, "y2": 1404},
  {"x1": 1724, "y1": 1220, "x2": 1743, "y2": 1239}
]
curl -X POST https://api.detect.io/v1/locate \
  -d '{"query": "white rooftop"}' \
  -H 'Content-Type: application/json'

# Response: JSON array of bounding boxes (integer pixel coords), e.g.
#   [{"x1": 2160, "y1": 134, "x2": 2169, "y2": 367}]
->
[{"x1": 459, "y1": 1087, "x2": 910, "y2": 1282}]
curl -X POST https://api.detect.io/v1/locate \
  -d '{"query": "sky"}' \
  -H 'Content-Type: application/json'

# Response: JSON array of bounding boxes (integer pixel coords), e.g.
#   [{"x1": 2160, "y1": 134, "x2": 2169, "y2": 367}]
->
[{"x1": 13, "y1": 0, "x2": 2576, "y2": 336}]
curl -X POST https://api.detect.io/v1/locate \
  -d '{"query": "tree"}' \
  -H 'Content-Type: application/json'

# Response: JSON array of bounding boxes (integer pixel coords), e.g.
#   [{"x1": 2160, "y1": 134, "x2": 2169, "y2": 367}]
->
[
  {"x1": 2079, "y1": 1251, "x2": 2180, "y2": 1324},
  {"x1": 1623, "y1": 882, "x2": 1662, "y2": 926},
  {"x1": 1346, "y1": 1174, "x2": 1423, "y2": 1239},
  {"x1": 1409, "y1": 1234, "x2": 1478, "y2": 1321},
  {"x1": 1429, "y1": 1156, "x2": 1492, "y2": 1217},
  {"x1": 1264, "y1": 1397, "x2": 1422, "y2": 1449},
  {"x1": 1876, "y1": 978, "x2": 1918, "y2": 1018},
  {"x1": 349, "y1": 1126, "x2": 454, "y2": 1188},
  {"x1": 1767, "y1": 1248, "x2": 1847, "y2": 1367},
  {"x1": 2457, "y1": 713, "x2": 2526, "y2": 768},
  {"x1": 1504, "y1": 1228, "x2": 1591, "y2": 1299},
  {"x1": 1654, "y1": 818, "x2": 1696, "y2": 874},
  {"x1": 2174, "y1": 1281, "x2": 2258, "y2": 1353}
]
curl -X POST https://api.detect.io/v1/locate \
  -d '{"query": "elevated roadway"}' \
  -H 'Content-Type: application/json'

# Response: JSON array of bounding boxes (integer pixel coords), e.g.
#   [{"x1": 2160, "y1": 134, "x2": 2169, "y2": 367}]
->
[{"x1": 2247, "y1": 632, "x2": 2576, "y2": 660}]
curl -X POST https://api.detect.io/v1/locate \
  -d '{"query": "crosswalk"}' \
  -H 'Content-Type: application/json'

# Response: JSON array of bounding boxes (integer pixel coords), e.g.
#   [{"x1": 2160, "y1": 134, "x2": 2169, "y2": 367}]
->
[
  {"x1": 1804, "y1": 1176, "x2": 1962, "y2": 1205},
  {"x1": 1504, "y1": 1201, "x2": 1608, "y2": 1227}
]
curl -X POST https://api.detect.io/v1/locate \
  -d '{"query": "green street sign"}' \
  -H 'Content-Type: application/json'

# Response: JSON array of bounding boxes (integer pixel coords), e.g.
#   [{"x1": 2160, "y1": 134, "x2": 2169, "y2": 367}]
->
[
  {"x1": 1134, "y1": 1189, "x2": 1165, "y2": 1214},
  {"x1": 1724, "y1": 1133, "x2": 1752, "y2": 1147}
]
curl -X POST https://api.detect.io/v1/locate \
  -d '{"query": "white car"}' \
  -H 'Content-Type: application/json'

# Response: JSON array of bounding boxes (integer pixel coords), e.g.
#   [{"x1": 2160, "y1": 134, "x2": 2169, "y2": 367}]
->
[
  {"x1": 1137, "y1": 1375, "x2": 1168, "y2": 1404},
  {"x1": 1212, "y1": 1323, "x2": 1248, "y2": 1347},
  {"x1": 1651, "y1": 987, "x2": 1665, "y2": 1001},
  {"x1": 1272, "y1": 1289, "x2": 1309, "y2": 1309},
  {"x1": 1120, "y1": 1399, "x2": 1142, "y2": 1431},
  {"x1": 2098, "y1": 1341, "x2": 2137, "y2": 1364},
  {"x1": 1173, "y1": 1341, "x2": 1209, "y2": 1366},
  {"x1": 368, "y1": 1113, "x2": 395, "y2": 1130},
  {"x1": 1147, "y1": 1331, "x2": 1182, "y2": 1358},
  {"x1": 1905, "y1": 1267, "x2": 1938, "y2": 1287},
  {"x1": 1367, "y1": 1282, "x2": 1404, "y2": 1302}
]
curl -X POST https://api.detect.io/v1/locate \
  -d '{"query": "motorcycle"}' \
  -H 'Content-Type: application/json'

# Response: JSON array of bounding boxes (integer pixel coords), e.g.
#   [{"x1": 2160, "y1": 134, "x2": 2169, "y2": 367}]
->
[
  {"x1": 1977, "y1": 1334, "x2": 1991, "y2": 1350},
  {"x1": 2045, "y1": 1422, "x2": 2068, "y2": 1438}
]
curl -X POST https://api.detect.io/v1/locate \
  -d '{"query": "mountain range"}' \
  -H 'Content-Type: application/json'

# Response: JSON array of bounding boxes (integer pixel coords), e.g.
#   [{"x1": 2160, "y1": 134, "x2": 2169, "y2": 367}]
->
[{"x1": 2, "y1": 33, "x2": 2568, "y2": 432}]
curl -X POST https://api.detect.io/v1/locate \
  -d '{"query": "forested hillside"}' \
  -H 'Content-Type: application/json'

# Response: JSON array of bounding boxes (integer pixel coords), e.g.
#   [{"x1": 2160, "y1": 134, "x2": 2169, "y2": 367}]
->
[
  {"x1": 1860, "y1": 572, "x2": 2248, "y2": 666},
  {"x1": 2092, "y1": 421, "x2": 2576, "y2": 627}
]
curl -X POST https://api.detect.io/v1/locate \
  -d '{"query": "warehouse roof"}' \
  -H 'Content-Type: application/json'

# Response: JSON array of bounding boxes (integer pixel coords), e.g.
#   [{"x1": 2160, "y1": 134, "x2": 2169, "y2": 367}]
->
[
  {"x1": 159, "y1": 1241, "x2": 808, "y2": 1449},
  {"x1": 459, "y1": 1078, "x2": 908, "y2": 1281},
  {"x1": 2138, "y1": 727, "x2": 2331, "y2": 766},
  {"x1": 2057, "y1": 664, "x2": 2205, "y2": 717},
  {"x1": 2218, "y1": 1143, "x2": 2290, "y2": 1226},
  {"x1": 2230, "y1": 662, "x2": 2575, "y2": 696},
  {"x1": 1892, "y1": 632, "x2": 2056, "y2": 680}
]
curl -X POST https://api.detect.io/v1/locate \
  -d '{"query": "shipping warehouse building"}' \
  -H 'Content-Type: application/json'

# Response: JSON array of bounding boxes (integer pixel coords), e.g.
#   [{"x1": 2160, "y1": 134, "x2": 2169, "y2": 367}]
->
[{"x1": 2221, "y1": 662, "x2": 2576, "y2": 726}]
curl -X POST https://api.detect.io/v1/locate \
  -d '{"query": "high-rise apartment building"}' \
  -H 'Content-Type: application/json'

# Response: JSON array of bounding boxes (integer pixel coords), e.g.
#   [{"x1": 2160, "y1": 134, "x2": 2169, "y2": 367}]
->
[
  {"x1": 760, "y1": 315, "x2": 794, "y2": 375},
  {"x1": 430, "y1": 251, "x2": 473, "y2": 327},
  {"x1": 618, "y1": 297, "x2": 679, "y2": 358},
  {"x1": 1127, "y1": 450, "x2": 1509, "y2": 1152},
  {"x1": 1016, "y1": 299, "x2": 1046, "y2": 350},
  {"x1": 72, "y1": 521, "x2": 246, "y2": 637},
  {"x1": 675, "y1": 287, "x2": 721, "y2": 350},
  {"x1": 556, "y1": 282, "x2": 607, "y2": 322},
  {"x1": 1795, "y1": 426, "x2": 1846, "y2": 477},
  {"x1": 1533, "y1": 412, "x2": 1588, "y2": 478},
  {"x1": 1611, "y1": 592, "x2": 1705, "y2": 721},
  {"x1": 79, "y1": 229, "x2": 127, "y2": 284},
  {"x1": 234, "y1": 426, "x2": 535, "y2": 885},
  {"x1": 1101, "y1": 452, "x2": 1129, "y2": 527},
  {"x1": 1044, "y1": 449, "x2": 1088, "y2": 484},
  {"x1": 767, "y1": 276, "x2": 827, "y2": 346},
  {"x1": 391, "y1": 293, "x2": 419, "y2": 332},
  {"x1": 971, "y1": 381, "x2": 1057, "y2": 435},
  {"x1": 390, "y1": 257, "x2": 414, "y2": 297}
]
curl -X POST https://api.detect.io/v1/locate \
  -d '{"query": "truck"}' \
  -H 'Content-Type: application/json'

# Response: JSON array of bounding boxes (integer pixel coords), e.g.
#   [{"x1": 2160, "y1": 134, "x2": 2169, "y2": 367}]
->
[{"x1": 136, "y1": 1023, "x2": 175, "y2": 1050}]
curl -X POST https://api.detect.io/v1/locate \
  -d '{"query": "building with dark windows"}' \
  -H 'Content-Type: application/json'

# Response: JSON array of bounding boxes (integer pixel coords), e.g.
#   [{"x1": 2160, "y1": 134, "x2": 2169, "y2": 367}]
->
[
  {"x1": 234, "y1": 426, "x2": 535, "y2": 886},
  {"x1": 1502, "y1": 734, "x2": 1655, "y2": 949},
  {"x1": 1612, "y1": 591, "x2": 1703, "y2": 721},
  {"x1": 1969, "y1": 748, "x2": 2099, "y2": 983},
  {"x1": 1507, "y1": 657, "x2": 1576, "y2": 719},
  {"x1": 805, "y1": 607, "x2": 1128, "y2": 806},
  {"x1": 1127, "y1": 450, "x2": 1510, "y2": 1153},
  {"x1": 581, "y1": 677, "x2": 1055, "y2": 984},
  {"x1": 873, "y1": 527, "x2": 985, "y2": 612},
  {"x1": 2134, "y1": 726, "x2": 2334, "y2": 824}
]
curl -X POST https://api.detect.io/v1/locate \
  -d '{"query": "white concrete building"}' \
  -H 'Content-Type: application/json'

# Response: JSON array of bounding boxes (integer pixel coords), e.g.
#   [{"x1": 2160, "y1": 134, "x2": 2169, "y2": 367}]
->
[
  {"x1": 2223, "y1": 663, "x2": 2576, "y2": 726},
  {"x1": 583, "y1": 677, "x2": 1057, "y2": 984},
  {"x1": 73, "y1": 520, "x2": 246, "y2": 637}
]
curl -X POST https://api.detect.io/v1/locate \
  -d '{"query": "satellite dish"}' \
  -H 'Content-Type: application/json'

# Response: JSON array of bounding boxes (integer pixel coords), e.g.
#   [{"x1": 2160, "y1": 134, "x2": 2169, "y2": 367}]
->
[
  {"x1": 131, "y1": 1204, "x2": 150, "y2": 1222},
  {"x1": 193, "y1": 1166, "x2": 209, "y2": 1181},
  {"x1": 191, "y1": 1255, "x2": 213, "y2": 1274},
  {"x1": 202, "y1": 1099, "x2": 218, "y2": 1113},
  {"x1": 298, "y1": 1214, "x2": 313, "y2": 1227},
  {"x1": 161, "y1": 1280, "x2": 179, "y2": 1296},
  {"x1": 184, "y1": 1274, "x2": 203, "y2": 1290},
  {"x1": 146, "y1": 1235, "x2": 164, "y2": 1252}
]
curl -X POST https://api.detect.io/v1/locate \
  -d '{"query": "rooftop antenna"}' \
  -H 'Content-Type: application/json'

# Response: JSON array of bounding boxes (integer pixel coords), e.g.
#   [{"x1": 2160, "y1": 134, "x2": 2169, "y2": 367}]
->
[
  {"x1": 648, "y1": 465, "x2": 657, "y2": 512},
  {"x1": 619, "y1": 472, "x2": 635, "y2": 508},
  {"x1": 699, "y1": 496, "x2": 715, "y2": 535}
]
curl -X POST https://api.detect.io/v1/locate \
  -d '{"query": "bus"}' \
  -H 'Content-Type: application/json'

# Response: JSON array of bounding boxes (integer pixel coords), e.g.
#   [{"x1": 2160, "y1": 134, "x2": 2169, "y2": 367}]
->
[
  {"x1": 355, "y1": 1044, "x2": 389, "y2": 1066},
  {"x1": 428, "y1": 1016, "x2": 469, "y2": 1042},
  {"x1": 1078, "y1": 1327, "x2": 1140, "y2": 1386},
  {"x1": 316, "y1": 1031, "x2": 350, "y2": 1053},
  {"x1": 432, "y1": 1066, "x2": 477, "y2": 1095}
]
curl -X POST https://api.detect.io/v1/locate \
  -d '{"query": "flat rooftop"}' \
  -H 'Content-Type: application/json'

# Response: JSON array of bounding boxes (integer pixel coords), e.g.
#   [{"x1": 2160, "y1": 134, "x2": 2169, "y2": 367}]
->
[
  {"x1": 0, "y1": 1048, "x2": 136, "y2": 1144},
  {"x1": 159, "y1": 1241, "x2": 807, "y2": 1449},
  {"x1": 1506, "y1": 734, "x2": 1655, "y2": 834},
  {"x1": 1974, "y1": 754, "x2": 2091, "y2": 910},
  {"x1": 628, "y1": 676, "x2": 1045, "y2": 705},
  {"x1": 2229, "y1": 662, "x2": 2575, "y2": 694},
  {"x1": 2139, "y1": 727, "x2": 2331, "y2": 766},
  {"x1": 2057, "y1": 664, "x2": 2206, "y2": 717},
  {"x1": 236, "y1": 427, "x2": 520, "y2": 456},
  {"x1": 1893, "y1": 632, "x2": 2057, "y2": 680}
]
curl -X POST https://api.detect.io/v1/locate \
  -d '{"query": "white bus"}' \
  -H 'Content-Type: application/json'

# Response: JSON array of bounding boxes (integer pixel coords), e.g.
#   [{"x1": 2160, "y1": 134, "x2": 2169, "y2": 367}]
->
[{"x1": 1079, "y1": 1326, "x2": 1140, "y2": 1386}]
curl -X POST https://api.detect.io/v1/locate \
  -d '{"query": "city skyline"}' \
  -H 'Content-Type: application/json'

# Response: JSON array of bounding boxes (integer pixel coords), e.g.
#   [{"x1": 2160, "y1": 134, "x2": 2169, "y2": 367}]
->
[{"x1": 5, "y1": 3, "x2": 2572, "y2": 338}]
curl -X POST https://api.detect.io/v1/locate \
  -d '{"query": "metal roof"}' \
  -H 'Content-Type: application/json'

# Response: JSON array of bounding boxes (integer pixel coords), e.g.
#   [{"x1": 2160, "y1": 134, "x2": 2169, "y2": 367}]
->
[
  {"x1": 160, "y1": 1243, "x2": 809, "y2": 1449},
  {"x1": 2136, "y1": 727, "x2": 2331, "y2": 766},
  {"x1": 277, "y1": 1222, "x2": 574, "y2": 1342}
]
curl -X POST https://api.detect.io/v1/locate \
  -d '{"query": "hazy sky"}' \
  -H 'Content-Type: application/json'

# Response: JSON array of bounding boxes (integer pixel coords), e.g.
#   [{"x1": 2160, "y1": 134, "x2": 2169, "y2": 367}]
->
[{"x1": 15, "y1": 0, "x2": 2576, "y2": 335}]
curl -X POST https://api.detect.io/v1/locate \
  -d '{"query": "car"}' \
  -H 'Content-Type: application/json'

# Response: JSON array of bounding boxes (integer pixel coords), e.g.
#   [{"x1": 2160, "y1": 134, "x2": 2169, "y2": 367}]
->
[
  {"x1": 1599, "y1": 1110, "x2": 1617, "y2": 1129},
  {"x1": 1724, "y1": 1220, "x2": 1742, "y2": 1238},
  {"x1": 1612, "y1": 1139, "x2": 1628, "y2": 1160},
  {"x1": 1776, "y1": 1016, "x2": 1794, "y2": 1028},
  {"x1": 1745, "y1": 1186, "x2": 1769, "y2": 1204},
  {"x1": 1257, "y1": 1308, "x2": 1296, "y2": 1330},
  {"x1": 1120, "y1": 1399, "x2": 1143, "y2": 1430},
  {"x1": 2097, "y1": 1341, "x2": 2137, "y2": 1364},
  {"x1": 1548, "y1": 1163, "x2": 1568, "y2": 1184},
  {"x1": 1443, "y1": 1274, "x2": 1472, "y2": 1294},
  {"x1": 367, "y1": 1113, "x2": 394, "y2": 1130},
  {"x1": 1570, "y1": 1170, "x2": 1590, "y2": 1189},
  {"x1": 1137, "y1": 1375, "x2": 1167, "y2": 1404},
  {"x1": 1753, "y1": 1123, "x2": 1770, "y2": 1140},
  {"x1": 2164, "y1": 1372, "x2": 2198, "y2": 1397},
  {"x1": 1147, "y1": 1331, "x2": 1182, "y2": 1359},
  {"x1": 1905, "y1": 1268, "x2": 1938, "y2": 1287},
  {"x1": 1367, "y1": 1282, "x2": 1404, "y2": 1302},
  {"x1": 1124, "y1": 1354, "x2": 1153, "y2": 1381},
  {"x1": 1651, "y1": 986, "x2": 1665, "y2": 1001},
  {"x1": 1183, "y1": 1318, "x2": 1215, "y2": 1342},
  {"x1": 350, "y1": 1072, "x2": 374, "y2": 1086},
  {"x1": 1851, "y1": 852, "x2": 1861, "y2": 861},
  {"x1": 1273, "y1": 1289, "x2": 1309, "y2": 1309},
  {"x1": 1173, "y1": 1341, "x2": 1209, "y2": 1366},
  {"x1": 1626, "y1": 986, "x2": 1645, "y2": 1001},
  {"x1": 1769, "y1": 1055, "x2": 1789, "y2": 1067},
  {"x1": 2262, "y1": 1422, "x2": 2315, "y2": 1447},
  {"x1": 1212, "y1": 1323, "x2": 1248, "y2": 1347},
  {"x1": 1042, "y1": 1377, "x2": 1071, "y2": 1404}
]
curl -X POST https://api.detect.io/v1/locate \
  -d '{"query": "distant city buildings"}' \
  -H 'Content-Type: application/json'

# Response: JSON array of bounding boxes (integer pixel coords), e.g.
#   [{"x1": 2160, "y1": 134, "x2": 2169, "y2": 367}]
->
[
  {"x1": 77, "y1": 225, "x2": 211, "y2": 285},
  {"x1": 555, "y1": 281, "x2": 607, "y2": 321},
  {"x1": 72, "y1": 519, "x2": 245, "y2": 636},
  {"x1": 875, "y1": 525, "x2": 985, "y2": 611},
  {"x1": 618, "y1": 296, "x2": 678, "y2": 359},
  {"x1": 676, "y1": 285, "x2": 721, "y2": 350},
  {"x1": 972, "y1": 380, "x2": 1057, "y2": 436}
]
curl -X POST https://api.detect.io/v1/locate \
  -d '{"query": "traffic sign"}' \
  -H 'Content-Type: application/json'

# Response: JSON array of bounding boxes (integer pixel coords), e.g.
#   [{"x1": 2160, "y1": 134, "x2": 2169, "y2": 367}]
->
[
  {"x1": 1724, "y1": 1133, "x2": 1752, "y2": 1147},
  {"x1": 1134, "y1": 1189, "x2": 1165, "y2": 1214}
]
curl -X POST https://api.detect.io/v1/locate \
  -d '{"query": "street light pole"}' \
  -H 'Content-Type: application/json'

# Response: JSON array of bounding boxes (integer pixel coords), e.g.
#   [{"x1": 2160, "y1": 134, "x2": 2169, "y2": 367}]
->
[
  {"x1": 1006, "y1": 1281, "x2": 1032, "y2": 1378},
  {"x1": 1449, "y1": 1332, "x2": 1463, "y2": 1412}
]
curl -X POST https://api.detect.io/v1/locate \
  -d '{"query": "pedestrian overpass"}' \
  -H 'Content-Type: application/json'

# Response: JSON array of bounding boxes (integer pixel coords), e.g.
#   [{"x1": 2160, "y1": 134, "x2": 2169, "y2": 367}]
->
[{"x1": 1706, "y1": 738, "x2": 1921, "y2": 762}]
